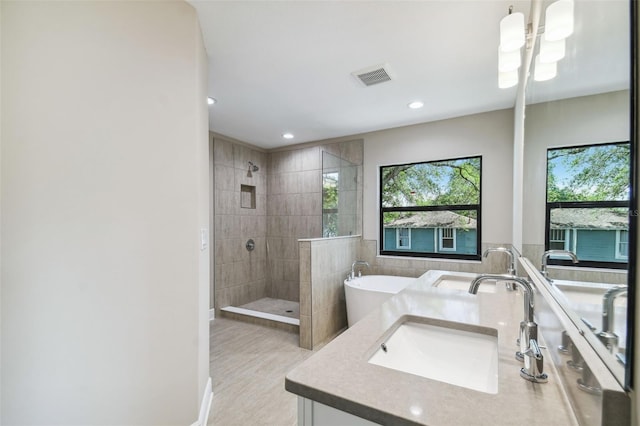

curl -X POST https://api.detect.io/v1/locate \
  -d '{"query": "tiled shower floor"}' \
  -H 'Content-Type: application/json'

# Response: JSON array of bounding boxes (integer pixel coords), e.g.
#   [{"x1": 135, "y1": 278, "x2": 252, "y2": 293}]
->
[{"x1": 238, "y1": 297, "x2": 300, "y2": 319}]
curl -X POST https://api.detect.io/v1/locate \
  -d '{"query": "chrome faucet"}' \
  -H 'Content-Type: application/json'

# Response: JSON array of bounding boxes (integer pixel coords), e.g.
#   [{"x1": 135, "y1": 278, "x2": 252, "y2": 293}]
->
[
  {"x1": 469, "y1": 274, "x2": 547, "y2": 383},
  {"x1": 482, "y1": 247, "x2": 516, "y2": 290},
  {"x1": 350, "y1": 260, "x2": 370, "y2": 280},
  {"x1": 598, "y1": 286, "x2": 627, "y2": 353},
  {"x1": 483, "y1": 247, "x2": 516, "y2": 275},
  {"x1": 540, "y1": 250, "x2": 578, "y2": 281}
]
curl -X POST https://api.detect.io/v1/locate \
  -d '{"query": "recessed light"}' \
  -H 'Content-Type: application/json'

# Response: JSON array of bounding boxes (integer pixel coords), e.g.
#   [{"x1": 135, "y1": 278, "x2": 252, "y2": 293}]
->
[
  {"x1": 408, "y1": 101, "x2": 424, "y2": 109},
  {"x1": 207, "y1": 97, "x2": 216, "y2": 105},
  {"x1": 282, "y1": 133, "x2": 294, "y2": 139}
]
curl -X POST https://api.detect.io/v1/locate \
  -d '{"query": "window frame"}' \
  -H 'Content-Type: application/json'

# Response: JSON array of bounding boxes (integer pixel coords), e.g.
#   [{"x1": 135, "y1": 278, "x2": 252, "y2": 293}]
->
[
  {"x1": 379, "y1": 156, "x2": 482, "y2": 260},
  {"x1": 544, "y1": 141, "x2": 630, "y2": 269}
]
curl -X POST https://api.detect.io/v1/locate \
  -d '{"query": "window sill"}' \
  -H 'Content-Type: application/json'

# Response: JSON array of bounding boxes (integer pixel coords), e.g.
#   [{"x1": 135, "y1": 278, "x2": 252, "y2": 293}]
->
[{"x1": 376, "y1": 254, "x2": 482, "y2": 264}]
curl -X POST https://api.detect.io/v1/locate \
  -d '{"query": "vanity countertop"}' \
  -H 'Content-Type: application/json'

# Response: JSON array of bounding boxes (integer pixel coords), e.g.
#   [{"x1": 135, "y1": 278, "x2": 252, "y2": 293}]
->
[{"x1": 285, "y1": 272, "x2": 577, "y2": 425}]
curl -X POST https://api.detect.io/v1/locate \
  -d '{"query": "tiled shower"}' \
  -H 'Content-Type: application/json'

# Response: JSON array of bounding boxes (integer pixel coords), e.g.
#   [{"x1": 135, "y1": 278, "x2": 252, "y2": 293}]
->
[{"x1": 212, "y1": 134, "x2": 363, "y2": 331}]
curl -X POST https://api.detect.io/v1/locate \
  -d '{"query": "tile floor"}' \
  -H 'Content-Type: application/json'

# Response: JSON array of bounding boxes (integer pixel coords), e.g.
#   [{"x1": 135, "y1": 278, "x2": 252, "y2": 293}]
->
[{"x1": 208, "y1": 317, "x2": 313, "y2": 425}]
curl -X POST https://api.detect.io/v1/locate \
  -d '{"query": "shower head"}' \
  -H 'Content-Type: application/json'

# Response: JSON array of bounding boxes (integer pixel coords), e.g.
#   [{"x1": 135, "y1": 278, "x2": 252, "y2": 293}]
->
[{"x1": 248, "y1": 161, "x2": 259, "y2": 172}]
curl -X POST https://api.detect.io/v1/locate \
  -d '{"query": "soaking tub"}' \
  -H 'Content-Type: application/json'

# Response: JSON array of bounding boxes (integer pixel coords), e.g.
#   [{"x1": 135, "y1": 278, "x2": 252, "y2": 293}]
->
[{"x1": 344, "y1": 275, "x2": 416, "y2": 327}]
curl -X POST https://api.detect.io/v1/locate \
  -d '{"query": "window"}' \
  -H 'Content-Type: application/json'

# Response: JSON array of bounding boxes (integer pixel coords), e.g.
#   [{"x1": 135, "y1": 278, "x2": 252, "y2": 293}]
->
[
  {"x1": 545, "y1": 142, "x2": 630, "y2": 268},
  {"x1": 380, "y1": 156, "x2": 481, "y2": 259},
  {"x1": 549, "y1": 229, "x2": 569, "y2": 250},
  {"x1": 616, "y1": 230, "x2": 629, "y2": 260},
  {"x1": 396, "y1": 228, "x2": 411, "y2": 249},
  {"x1": 439, "y1": 228, "x2": 456, "y2": 251}
]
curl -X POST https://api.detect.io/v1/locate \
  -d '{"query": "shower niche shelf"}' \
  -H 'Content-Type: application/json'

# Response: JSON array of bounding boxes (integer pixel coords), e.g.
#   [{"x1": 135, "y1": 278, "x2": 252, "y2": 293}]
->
[{"x1": 241, "y1": 184, "x2": 256, "y2": 209}]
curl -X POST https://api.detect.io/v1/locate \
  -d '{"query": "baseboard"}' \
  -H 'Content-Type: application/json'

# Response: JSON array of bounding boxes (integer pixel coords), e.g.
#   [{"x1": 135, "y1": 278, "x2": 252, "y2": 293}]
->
[{"x1": 191, "y1": 377, "x2": 213, "y2": 426}]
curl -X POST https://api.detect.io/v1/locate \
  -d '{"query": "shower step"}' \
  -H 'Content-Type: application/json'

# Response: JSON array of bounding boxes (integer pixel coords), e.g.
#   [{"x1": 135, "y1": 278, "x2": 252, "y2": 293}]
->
[{"x1": 220, "y1": 306, "x2": 299, "y2": 333}]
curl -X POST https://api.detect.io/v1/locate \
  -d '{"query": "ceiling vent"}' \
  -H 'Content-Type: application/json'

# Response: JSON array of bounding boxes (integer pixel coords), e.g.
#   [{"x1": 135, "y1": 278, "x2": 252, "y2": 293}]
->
[{"x1": 352, "y1": 64, "x2": 394, "y2": 87}]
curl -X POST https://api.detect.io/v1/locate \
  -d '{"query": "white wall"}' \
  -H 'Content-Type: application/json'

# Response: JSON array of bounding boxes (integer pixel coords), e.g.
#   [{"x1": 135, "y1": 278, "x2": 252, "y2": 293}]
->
[
  {"x1": 1, "y1": 1, "x2": 209, "y2": 424},
  {"x1": 362, "y1": 108, "x2": 514, "y2": 246},
  {"x1": 522, "y1": 90, "x2": 630, "y2": 245}
]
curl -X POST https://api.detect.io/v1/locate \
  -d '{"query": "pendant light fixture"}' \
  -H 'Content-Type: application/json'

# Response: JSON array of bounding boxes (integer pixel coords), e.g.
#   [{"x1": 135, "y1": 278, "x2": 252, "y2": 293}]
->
[
  {"x1": 496, "y1": 1, "x2": 573, "y2": 88},
  {"x1": 497, "y1": 5, "x2": 524, "y2": 89}
]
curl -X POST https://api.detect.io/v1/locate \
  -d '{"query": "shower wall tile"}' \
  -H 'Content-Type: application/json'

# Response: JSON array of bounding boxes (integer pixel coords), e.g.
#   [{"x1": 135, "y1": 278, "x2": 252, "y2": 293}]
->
[
  {"x1": 301, "y1": 170, "x2": 320, "y2": 193},
  {"x1": 215, "y1": 165, "x2": 235, "y2": 191},
  {"x1": 301, "y1": 146, "x2": 321, "y2": 171},
  {"x1": 213, "y1": 137, "x2": 267, "y2": 310},
  {"x1": 302, "y1": 236, "x2": 359, "y2": 349},
  {"x1": 340, "y1": 139, "x2": 364, "y2": 165},
  {"x1": 215, "y1": 190, "x2": 239, "y2": 215},
  {"x1": 267, "y1": 143, "x2": 327, "y2": 302},
  {"x1": 299, "y1": 314, "x2": 312, "y2": 350},
  {"x1": 213, "y1": 139, "x2": 234, "y2": 166}
]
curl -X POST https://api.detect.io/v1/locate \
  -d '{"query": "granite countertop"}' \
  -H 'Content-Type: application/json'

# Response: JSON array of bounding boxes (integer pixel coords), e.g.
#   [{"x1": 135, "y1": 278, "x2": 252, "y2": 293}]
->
[{"x1": 285, "y1": 271, "x2": 577, "y2": 425}]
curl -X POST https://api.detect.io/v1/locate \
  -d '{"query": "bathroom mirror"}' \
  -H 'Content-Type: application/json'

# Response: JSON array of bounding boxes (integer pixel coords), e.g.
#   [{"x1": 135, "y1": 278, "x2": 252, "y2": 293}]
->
[{"x1": 522, "y1": 0, "x2": 631, "y2": 386}]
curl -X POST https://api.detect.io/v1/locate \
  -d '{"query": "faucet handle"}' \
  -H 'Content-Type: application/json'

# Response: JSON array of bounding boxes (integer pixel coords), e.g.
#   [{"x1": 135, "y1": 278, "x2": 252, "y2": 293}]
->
[
  {"x1": 580, "y1": 317, "x2": 597, "y2": 332},
  {"x1": 525, "y1": 339, "x2": 543, "y2": 359},
  {"x1": 520, "y1": 339, "x2": 548, "y2": 383}
]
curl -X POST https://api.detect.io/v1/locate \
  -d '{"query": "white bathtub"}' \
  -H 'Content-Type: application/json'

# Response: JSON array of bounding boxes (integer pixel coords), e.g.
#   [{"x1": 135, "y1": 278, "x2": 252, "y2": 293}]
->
[{"x1": 344, "y1": 275, "x2": 416, "y2": 327}]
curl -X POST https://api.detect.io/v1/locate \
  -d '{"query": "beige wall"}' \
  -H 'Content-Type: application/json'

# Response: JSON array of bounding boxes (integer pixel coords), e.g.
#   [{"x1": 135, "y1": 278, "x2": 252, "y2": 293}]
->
[
  {"x1": 362, "y1": 108, "x2": 515, "y2": 247},
  {"x1": 1, "y1": 1, "x2": 209, "y2": 424}
]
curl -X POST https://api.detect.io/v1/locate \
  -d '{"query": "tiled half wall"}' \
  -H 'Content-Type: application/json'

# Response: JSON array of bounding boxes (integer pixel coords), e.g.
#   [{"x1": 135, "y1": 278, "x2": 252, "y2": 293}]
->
[{"x1": 299, "y1": 236, "x2": 360, "y2": 350}]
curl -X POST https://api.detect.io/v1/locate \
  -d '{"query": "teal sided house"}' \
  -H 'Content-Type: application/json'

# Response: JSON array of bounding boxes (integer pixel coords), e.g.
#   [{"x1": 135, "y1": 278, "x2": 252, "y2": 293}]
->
[
  {"x1": 549, "y1": 208, "x2": 629, "y2": 263},
  {"x1": 383, "y1": 211, "x2": 477, "y2": 255}
]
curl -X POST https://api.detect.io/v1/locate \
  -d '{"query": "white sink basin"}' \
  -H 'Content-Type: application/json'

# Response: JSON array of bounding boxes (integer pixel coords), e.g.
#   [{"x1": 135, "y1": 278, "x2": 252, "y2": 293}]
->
[
  {"x1": 432, "y1": 275, "x2": 497, "y2": 293},
  {"x1": 368, "y1": 320, "x2": 499, "y2": 394}
]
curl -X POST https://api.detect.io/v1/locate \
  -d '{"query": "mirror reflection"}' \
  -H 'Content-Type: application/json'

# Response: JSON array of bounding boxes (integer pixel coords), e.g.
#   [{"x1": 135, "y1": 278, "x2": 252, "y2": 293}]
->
[{"x1": 522, "y1": 0, "x2": 630, "y2": 385}]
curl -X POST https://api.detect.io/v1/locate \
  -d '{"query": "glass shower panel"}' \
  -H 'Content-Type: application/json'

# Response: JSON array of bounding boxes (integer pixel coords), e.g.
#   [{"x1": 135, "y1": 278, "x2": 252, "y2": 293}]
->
[{"x1": 322, "y1": 151, "x2": 358, "y2": 237}]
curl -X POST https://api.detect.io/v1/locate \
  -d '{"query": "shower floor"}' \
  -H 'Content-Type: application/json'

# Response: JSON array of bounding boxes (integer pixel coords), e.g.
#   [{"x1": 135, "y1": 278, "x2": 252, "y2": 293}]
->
[
  {"x1": 239, "y1": 297, "x2": 300, "y2": 319},
  {"x1": 221, "y1": 297, "x2": 300, "y2": 327}
]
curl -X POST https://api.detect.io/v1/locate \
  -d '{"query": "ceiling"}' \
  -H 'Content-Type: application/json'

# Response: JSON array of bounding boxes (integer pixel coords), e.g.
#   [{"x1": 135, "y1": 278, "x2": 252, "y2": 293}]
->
[{"x1": 189, "y1": 0, "x2": 629, "y2": 149}]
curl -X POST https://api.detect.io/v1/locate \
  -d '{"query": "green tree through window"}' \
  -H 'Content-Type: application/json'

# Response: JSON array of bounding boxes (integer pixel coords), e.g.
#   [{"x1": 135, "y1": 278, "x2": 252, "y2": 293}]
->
[
  {"x1": 380, "y1": 156, "x2": 481, "y2": 259},
  {"x1": 546, "y1": 142, "x2": 630, "y2": 268}
]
